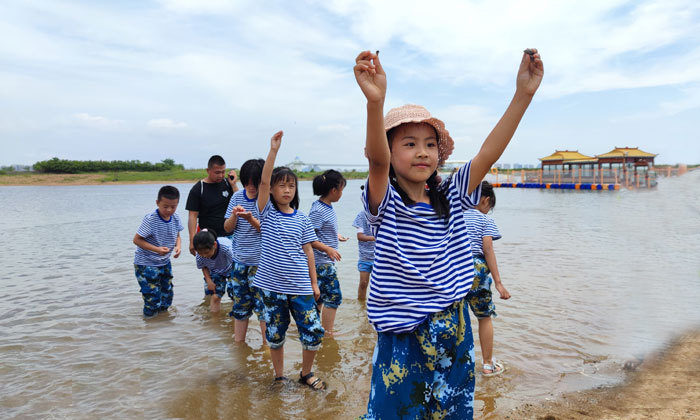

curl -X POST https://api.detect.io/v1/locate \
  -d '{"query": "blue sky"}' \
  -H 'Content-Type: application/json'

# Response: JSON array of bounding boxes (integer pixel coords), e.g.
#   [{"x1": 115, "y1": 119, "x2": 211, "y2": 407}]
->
[{"x1": 1, "y1": 0, "x2": 699, "y2": 168}]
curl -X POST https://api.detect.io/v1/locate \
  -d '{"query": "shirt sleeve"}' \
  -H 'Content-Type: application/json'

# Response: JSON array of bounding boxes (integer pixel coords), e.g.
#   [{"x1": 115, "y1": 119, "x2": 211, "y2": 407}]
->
[
  {"x1": 185, "y1": 182, "x2": 202, "y2": 212},
  {"x1": 195, "y1": 255, "x2": 205, "y2": 270},
  {"x1": 484, "y1": 216, "x2": 502, "y2": 241},
  {"x1": 301, "y1": 215, "x2": 319, "y2": 245},
  {"x1": 362, "y1": 179, "x2": 391, "y2": 235},
  {"x1": 308, "y1": 206, "x2": 324, "y2": 231},
  {"x1": 175, "y1": 214, "x2": 185, "y2": 232},
  {"x1": 259, "y1": 200, "x2": 272, "y2": 222},
  {"x1": 447, "y1": 160, "x2": 482, "y2": 210},
  {"x1": 135, "y1": 215, "x2": 152, "y2": 238},
  {"x1": 352, "y1": 212, "x2": 363, "y2": 229},
  {"x1": 224, "y1": 193, "x2": 238, "y2": 219}
]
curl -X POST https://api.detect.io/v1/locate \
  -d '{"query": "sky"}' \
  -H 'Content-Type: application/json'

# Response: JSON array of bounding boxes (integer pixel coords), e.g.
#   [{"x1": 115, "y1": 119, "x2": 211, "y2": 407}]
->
[{"x1": 1, "y1": 0, "x2": 699, "y2": 169}]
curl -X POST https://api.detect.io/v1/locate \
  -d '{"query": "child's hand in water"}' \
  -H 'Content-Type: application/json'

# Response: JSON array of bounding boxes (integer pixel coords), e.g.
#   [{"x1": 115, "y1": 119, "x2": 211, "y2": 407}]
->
[
  {"x1": 354, "y1": 50, "x2": 386, "y2": 103},
  {"x1": 516, "y1": 48, "x2": 544, "y2": 96},
  {"x1": 155, "y1": 246, "x2": 170, "y2": 256},
  {"x1": 270, "y1": 130, "x2": 283, "y2": 152}
]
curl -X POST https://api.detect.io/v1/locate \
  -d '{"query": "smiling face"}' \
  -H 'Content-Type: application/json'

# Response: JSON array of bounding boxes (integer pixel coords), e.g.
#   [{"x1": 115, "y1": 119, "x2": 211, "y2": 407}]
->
[{"x1": 389, "y1": 122, "x2": 439, "y2": 185}]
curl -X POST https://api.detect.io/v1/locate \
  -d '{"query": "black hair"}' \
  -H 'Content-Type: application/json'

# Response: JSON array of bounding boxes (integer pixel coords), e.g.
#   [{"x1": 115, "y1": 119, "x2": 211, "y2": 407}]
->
[
  {"x1": 269, "y1": 167, "x2": 300, "y2": 210},
  {"x1": 193, "y1": 229, "x2": 217, "y2": 250},
  {"x1": 386, "y1": 126, "x2": 450, "y2": 220},
  {"x1": 481, "y1": 180, "x2": 496, "y2": 209},
  {"x1": 312, "y1": 169, "x2": 347, "y2": 197},
  {"x1": 207, "y1": 155, "x2": 226, "y2": 168},
  {"x1": 157, "y1": 185, "x2": 180, "y2": 201},
  {"x1": 240, "y1": 158, "x2": 265, "y2": 188}
]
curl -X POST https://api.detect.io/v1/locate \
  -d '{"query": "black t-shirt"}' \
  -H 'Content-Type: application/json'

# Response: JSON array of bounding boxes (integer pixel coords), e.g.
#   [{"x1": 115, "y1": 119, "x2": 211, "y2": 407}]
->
[{"x1": 185, "y1": 180, "x2": 233, "y2": 236}]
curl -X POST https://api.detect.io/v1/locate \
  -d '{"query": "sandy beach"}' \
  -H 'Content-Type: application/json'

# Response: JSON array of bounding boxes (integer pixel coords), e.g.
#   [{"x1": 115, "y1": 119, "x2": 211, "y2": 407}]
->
[{"x1": 505, "y1": 328, "x2": 700, "y2": 419}]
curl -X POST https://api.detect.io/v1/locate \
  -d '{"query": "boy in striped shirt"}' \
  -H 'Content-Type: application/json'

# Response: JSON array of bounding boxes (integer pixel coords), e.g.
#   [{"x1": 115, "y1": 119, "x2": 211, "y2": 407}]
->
[{"x1": 133, "y1": 186, "x2": 183, "y2": 317}]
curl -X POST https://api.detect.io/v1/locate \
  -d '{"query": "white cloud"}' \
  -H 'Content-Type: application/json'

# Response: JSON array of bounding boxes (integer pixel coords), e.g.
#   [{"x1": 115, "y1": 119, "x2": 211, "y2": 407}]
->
[
  {"x1": 73, "y1": 113, "x2": 123, "y2": 128},
  {"x1": 147, "y1": 118, "x2": 189, "y2": 130}
]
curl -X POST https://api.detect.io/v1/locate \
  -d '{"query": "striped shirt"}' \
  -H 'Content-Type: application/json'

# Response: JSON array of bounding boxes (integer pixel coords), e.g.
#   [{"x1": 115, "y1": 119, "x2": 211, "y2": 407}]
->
[
  {"x1": 224, "y1": 190, "x2": 262, "y2": 266},
  {"x1": 196, "y1": 238, "x2": 234, "y2": 276},
  {"x1": 133, "y1": 210, "x2": 184, "y2": 267},
  {"x1": 352, "y1": 211, "x2": 375, "y2": 262},
  {"x1": 253, "y1": 201, "x2": 318, "y2": 295},
  {"x1": 363, "y1": 161, "x2": 482, "y2": 333},
  {"x1": 463, "y1": 208, "x2": 501, "y2": 256},
  {"x1": 308, "y1": 200, "x2": 338, "y2": 265}
]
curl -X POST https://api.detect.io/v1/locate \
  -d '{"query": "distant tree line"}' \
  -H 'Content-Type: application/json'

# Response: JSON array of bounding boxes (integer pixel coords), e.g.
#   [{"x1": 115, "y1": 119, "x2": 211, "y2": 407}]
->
[{"x1": 33, "y1": 158, "x2": 184, "y2": 173}]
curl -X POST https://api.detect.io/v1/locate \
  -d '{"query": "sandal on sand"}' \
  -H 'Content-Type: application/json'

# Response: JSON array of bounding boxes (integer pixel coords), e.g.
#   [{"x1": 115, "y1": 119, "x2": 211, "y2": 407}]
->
[
  {"x1": 482, "y1": 361, "x2": 505, "y2": 377},
  {"x1": 299, "y1": 371, "x2": 326, "y2": 390}
]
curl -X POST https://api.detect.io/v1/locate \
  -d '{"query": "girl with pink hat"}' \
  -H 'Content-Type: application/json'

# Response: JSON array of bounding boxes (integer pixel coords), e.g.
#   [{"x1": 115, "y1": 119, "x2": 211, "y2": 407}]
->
[{"x1": 353, "y1": 49, "x2": 543, "y2": 418}]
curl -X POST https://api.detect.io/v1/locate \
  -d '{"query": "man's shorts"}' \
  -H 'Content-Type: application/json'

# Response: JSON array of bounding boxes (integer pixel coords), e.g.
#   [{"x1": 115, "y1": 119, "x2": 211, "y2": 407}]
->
[
  {"x1": 259, "y1": 289, "x2": 324, "y2": 350},
  {"x1": 227, "y1": 262, "x2": 265, "y2": 321},
  {"x1": 316, "y1": 263, "x2": 342, "y2": 309},
  {"x1": 468, "y1": 255, "x2": 497, "y2": 319},
  {"x1": 357, "y1": 260, "x2": 374, "y2": 273},
  {"x1": 203, "y1": 272, "x2": 229, "y2": 298}
]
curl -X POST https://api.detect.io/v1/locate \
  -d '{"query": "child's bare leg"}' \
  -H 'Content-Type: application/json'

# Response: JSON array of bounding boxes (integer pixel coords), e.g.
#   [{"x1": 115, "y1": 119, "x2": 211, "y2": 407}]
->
[
  {"x1": 321, "y1": 307, "x2": 337, "y2": 336},
  {"x1": 477, "y1": 317, "x2": 495, "y2": 365},
  {"x1": 301, "y1": 349, "x2": 317, "y2": 377},
  {"x1": 358, "y1": 271, "x2": 370, "y2": 300},
  {"x1": 270, "y1": 346, "x2": 284, "y2": 378},
  {"x1": 210, "y1": 295, "x2": 221, "y2": 313},
  {"x1": 234, "y1": 319, "x2": 248, "y2": 342},
  {"x1": 259, "y1": 321, "x2": 267, "y2": 345}
]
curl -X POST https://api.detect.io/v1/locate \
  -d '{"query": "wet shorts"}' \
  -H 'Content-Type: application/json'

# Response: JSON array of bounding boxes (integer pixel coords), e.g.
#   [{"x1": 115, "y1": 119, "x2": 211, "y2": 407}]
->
[
  {"x1": 357, "y1": 260, "x2": 374, "y2": 273},
  {"x1": 134, "y1": 263, "x2": 173, "y2": 317},
  {"x1": 316, "y1": 263, "x2": 342, "y2": 309},
  {"x1": 203, "y1": 272, "x2": 229, "y2": 298},
  {"x1": 468, "y1": 255, "x2": 497, "y2": 319},
  {"x1": 227, "y1": 262, "x2": 265, "y2": 321},
  {"x1": 362, "y1": 295, "x2": 475, "y2": 419},
  {"x1": 259, "y1": 289, "x2": 324, "y2": 351}
]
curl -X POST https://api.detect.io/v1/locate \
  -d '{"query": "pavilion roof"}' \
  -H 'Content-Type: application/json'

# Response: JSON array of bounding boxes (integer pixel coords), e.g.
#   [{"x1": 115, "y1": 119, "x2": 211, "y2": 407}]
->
[
  {"x1": 596, "y1": 147, "x2": 657, "y2": 158},
  {"x1": 539, "y1": 150, "x2": 597, "y2": 162}
]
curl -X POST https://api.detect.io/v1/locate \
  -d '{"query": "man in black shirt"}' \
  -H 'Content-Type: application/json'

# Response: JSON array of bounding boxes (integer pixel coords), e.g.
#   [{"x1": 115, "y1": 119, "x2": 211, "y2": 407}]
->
[{"x1": 186, "y1": 155, "x2": 238, "y2": 255}]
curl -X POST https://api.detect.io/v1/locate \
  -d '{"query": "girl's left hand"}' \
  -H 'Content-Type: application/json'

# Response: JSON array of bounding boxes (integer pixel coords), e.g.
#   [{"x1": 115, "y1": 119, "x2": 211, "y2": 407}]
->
[
  {"x1": 338, "y1": 234, "x2": 349, "y2": 242},
  {"x1": 173, "y1": 246, "x2": 181, "y2": 258},
  {"x1": 312, "y1": 285, "x2": 321, "y2": 301},
  {"x1": 516, "y1": 48, "x2": 544, "y2": 96}
]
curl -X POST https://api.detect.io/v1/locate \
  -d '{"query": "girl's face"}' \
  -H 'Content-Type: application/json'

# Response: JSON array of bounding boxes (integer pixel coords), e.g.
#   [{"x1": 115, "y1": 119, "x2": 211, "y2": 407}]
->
[
  {"x1": 197, "y1": 243, "x2": 217, "y2": 259},
  {"x1": 389, "y1": 123, "x2": 439, "y2": 184},
  {"x1": 328, "y1": 184, "x2": 345, "y2": 203},
  {"x1": 271, "y1": 176, "x2": 296, "y2": 208},
  {"x1": 244, "y1": 183, "x2": 258, "y2": 199}
]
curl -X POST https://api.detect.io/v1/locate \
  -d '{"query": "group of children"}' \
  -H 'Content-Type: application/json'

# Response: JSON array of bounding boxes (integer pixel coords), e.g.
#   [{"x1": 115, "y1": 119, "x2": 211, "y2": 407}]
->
[{"x1": 132, "y1": 48, "x2": 543, "y2": 418}]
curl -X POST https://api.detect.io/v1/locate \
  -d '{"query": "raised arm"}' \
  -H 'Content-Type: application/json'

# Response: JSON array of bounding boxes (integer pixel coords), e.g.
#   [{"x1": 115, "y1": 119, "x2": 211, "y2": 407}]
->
[
  {"x1": 354, "y1": 51, "x2": 389, "y2": 214},
  {"x1": 469, "y1": 49, "x2": 544, "y2": 193},
  {"x1": 257, "y1": 131, "x2": 283, "y2": 213}
]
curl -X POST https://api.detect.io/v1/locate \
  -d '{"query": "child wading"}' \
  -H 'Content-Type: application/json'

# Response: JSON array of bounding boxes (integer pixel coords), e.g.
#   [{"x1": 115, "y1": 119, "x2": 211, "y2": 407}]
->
[
  {"x1": 253, "y1": 131, "x2": 326, "y2": 390},
  {"x1": 309, "y1": 170, "x2": 348, "y2": 336},
  {"x1": 353, "y1": 48, "x2": 543, "y2": 418},
  {"x1": 352, "y1": 205, "x2": 375, "y2": 301},
  {"x1": 193, "y1": 229, "x2": 233, "y2": 314},
  {"x1": 224, "y1": 158, "x2": 267, "y2": 343},
  {"x1": 464, "y1": 181, "x2": 511, "y2": 376},
  {"x1": 133, "y1": 186, "x2": 183, "y2": 317}
]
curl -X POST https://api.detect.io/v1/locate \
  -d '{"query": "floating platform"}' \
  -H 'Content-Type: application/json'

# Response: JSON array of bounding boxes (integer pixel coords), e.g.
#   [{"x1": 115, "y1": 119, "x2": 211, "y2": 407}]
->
[{"x1": 493, "y1": 182, "x2": 620, "y2": 190}]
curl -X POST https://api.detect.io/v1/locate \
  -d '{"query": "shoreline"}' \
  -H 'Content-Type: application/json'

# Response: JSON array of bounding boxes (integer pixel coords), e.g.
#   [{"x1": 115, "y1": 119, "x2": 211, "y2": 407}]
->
[{"x1": 502, "y1": 328, "x2": 700, "y2": 419}]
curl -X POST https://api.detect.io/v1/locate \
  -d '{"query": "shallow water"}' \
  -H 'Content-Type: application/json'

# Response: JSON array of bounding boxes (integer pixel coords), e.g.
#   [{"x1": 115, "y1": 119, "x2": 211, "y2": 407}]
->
[{"x1": 1, "y1": 171, "x2": 699, "y2": 419}]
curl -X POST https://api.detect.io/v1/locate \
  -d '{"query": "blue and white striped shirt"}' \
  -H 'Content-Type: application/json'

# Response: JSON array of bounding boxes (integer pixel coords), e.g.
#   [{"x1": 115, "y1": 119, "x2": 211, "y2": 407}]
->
[
  {"x1": 363, "y1": 161, "x2": 482, "y2": 333},
  {"x1": 308, "y1": 200, "x2": 338, "y2": 265},
  {"x1": 463, "y1": 209, "x2": 501, "y2": 256},
  {"x1": 352, "y1": 211, "x2": 375, "y2": 262},
  {"x1": 196, "y1": 238, "x2": 234, "y2": 276},
  {"x1": 253, "y1": 201, "x2": 318, "y2": 295},
  {"x1": 224, "y1": 190, "x2": 262, "y2": 266},
  {"x1": 134, "y1": 210, "x2": 184, "y2": 267}
]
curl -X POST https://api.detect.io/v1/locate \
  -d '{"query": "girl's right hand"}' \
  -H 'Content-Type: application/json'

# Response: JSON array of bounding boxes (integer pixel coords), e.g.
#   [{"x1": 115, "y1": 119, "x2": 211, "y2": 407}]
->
[
  {"x1": 156, "y1": 246, "x2": 170, "y2": 255},
  {"x1": 354, "y1": 50, "x2": 386, "y2": 103},
  {"x1": 270, "y1": 130, "x2": 283, "y2": 152}
]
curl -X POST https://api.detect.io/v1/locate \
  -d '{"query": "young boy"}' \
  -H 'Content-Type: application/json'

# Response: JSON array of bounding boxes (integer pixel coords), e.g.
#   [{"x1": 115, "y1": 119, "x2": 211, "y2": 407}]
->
[{"x1": 133, "y1": 185, "x2": 184, "y2": 317}]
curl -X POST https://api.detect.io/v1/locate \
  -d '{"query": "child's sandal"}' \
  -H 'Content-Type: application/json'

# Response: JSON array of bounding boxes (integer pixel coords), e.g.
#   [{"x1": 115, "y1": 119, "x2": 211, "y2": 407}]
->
[
  {"x1": 299, "y1": 371, "x2": 326, "y2": 390},
  {"x1": 482, "y1": 361, "x2": 505, "y2": 377}
]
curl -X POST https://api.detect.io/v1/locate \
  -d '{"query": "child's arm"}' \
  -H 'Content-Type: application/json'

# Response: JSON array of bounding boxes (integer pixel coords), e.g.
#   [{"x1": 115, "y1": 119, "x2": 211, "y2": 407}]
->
[
  {"x1": 202, "y1": 267, "x2": 215, "y2": 293},
  {"x1": 338, "y1": 233, "x2": 349, "y2": 242},
  {"x1": 133, "y1": 234, "x2": 170, "y2": 255},
  {"x1": 187, "y1": 211, "x2": 198, "y2": 256},
  {"x1": 302, "y1": 243, "x2": 320, "y2": 301},
  {"x1": 468, "y1": 49, "x2": 544, "y2": 193},
  {"x1": 482, "y1": 236, "x2": 510, "y2": 300},
  {"x1": 357, "y1": 232, "x2": 376, "y2": 242},
  {"x1": 228, "y1": 169, "x2": 239, "y2": 193},
  {"x1": 257, "y1": 131, "x2": 283, "y2": 214},
  {"x1": 235, "y1": 206, "x2": 261, "y2": 232},
  {"x1": 173, "y1": 233, "x2": 181, "y2": 258},
  {"x1": 354, "y1": 51, "x2": 389, "y2": 214},
  {"x1": 311, "y1": 241, "x2": 341, "y2": 261},
  {"x1": 223, "y1": 209, "x2": 238, "y2": 233}
]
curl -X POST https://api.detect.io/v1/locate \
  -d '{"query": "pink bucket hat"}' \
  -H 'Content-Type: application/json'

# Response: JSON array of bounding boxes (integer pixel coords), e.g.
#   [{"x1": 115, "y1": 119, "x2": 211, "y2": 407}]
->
[{"x1": 384, "y1": 104, "x2": 454, "y2": 166}]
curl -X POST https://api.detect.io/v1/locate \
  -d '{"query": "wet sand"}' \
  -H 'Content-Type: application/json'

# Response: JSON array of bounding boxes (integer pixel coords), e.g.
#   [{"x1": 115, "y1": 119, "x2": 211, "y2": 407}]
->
[{"x1": 503, "y1": 328, "x2": 700, "y2": 419}]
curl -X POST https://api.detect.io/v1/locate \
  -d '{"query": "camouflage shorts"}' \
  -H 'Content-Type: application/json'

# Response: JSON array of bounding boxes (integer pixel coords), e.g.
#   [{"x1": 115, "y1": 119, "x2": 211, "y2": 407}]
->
[
  {"x1": 316, "y1": 263, "x2": 342, "y2": 309},
  {"x1": 203, "y1": 272, "x2": 229, "y2": 298},
  {"x1": 260, "y1": 289, "x2": 324, "y2": 351},
  {"x1": 227, "y1": 262, "x2": 265, "y2": 321},
  {"x1": 134, "y1": 263, "x2": 173, "y2": 317},
  {"x1": 468, "y1": 255, "x2": 496, "y2": 319}
]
